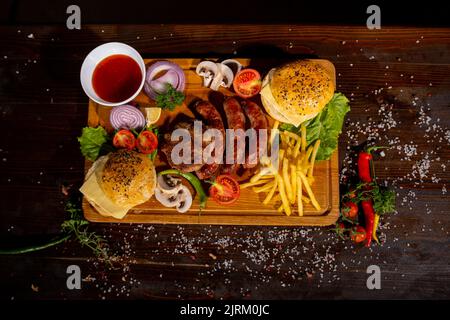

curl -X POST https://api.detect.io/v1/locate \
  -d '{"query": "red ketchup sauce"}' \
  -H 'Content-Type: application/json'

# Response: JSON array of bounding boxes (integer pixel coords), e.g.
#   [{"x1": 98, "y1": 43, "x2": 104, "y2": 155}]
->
[{"x1": 92, "y1": 54, "x2": 142, "y2": 103}]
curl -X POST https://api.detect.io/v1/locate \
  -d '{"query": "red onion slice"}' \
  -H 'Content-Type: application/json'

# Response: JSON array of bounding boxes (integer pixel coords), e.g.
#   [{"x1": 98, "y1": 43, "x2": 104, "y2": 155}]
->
[
  {"x1": 110, "y1": 104, "x2": 146, "y2": 130},
  {"x1": 150, "y1": 69, "x2": 179, "y2": 94},
  {"x1": 144, "y1": 61, "x2": 185, "y2": 100}
]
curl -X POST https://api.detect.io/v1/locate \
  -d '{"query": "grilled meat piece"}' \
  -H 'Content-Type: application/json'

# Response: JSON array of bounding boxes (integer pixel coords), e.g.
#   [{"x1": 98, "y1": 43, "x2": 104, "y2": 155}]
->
[
  {"x1": 241, "y1": 100, "x2": 268, "y2": 169},
  {"x1": 160, "y1": 121, "x2": 205, "y2": 173},
  {"x1": 193, "y1": 100, "x2": 226, "y2": 180},
  {"x1": 222, "y1": 97, "x2": 246, "y2": 174}
]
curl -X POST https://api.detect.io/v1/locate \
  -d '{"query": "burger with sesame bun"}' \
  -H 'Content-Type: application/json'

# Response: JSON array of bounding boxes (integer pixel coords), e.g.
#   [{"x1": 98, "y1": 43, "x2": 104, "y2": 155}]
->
[
  {"x1": 80, "y1": 149, "x2": 156, "y2": 219},
  {"x1": 260, "y1": 59, "x2": 336, "y2": 126}
]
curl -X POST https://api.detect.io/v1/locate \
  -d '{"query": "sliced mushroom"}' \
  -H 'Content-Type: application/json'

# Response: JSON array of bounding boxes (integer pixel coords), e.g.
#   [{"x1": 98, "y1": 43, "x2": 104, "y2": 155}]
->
[
  {"x1": 157, "y1": 174, "x2": 182, "y2": 194},
  {"x1": 217, "y1": 63, "x2": 234, "y2": 88},
  {"x1": 155, "y1": 188, "x2": 179, "y2": 207},
  {"x1": 155, "y1": 176, "x2": 193, "y2": 213},
  {"x1": 221, "y1": 59, "x2": 242, "y2": 76},
  {"x1": 196, "y1": 61, "x2": 219, "y2": 88},
  {"x1": 196, "y1": 60, "x2": 235, "y2": 90},
  {"x1": 175, "y1": 185, "x2": 193, "y2": 213}
]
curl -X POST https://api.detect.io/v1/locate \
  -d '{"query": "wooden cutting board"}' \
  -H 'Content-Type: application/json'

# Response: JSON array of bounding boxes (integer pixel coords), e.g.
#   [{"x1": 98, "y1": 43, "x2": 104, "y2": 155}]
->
[{"x1": 82, "y1": 58, "x2": 340, "y2": 226}]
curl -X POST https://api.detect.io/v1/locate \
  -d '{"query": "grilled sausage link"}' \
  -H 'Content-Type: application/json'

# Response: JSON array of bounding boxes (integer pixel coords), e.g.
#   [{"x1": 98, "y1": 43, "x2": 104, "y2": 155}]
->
[
  {"x1": 194, "y1": 100, "x2": 225, "y2": 180},
  {"x1": 241, "y1": 100, "x2": 268, "y2": 169},
  {"x1": 222, "y1": 97, "x2": 246, "y2": 173}
]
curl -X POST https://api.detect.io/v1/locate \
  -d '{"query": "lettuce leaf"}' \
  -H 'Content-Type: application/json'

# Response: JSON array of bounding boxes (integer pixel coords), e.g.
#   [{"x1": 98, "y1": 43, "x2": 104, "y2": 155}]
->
[
  {"x1": 279, "y1": 122, "x2": 299, "y2": 133},
  {"x1": 278, "y1": 93, "x2": 350, "y2": 160},
  {"x1": 77, "y1": 126, "x2": 110, "y2": 161},
  {"x1": 305, "y1": 93, "x2": 350, "y2": 160}
]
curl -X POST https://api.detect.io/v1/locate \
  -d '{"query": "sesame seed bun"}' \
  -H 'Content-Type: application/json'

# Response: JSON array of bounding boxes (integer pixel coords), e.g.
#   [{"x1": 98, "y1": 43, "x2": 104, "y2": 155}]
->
[
  {"x1": 260, "y1": 59, "x2": 335, "y2": 126},
  {"x1": 100, "y1": 149, "x2": 156, "y2": 207}
]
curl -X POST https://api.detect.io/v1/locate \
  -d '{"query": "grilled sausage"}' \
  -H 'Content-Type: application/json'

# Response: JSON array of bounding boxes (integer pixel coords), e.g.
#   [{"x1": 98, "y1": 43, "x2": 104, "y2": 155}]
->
[
  {"x1": 222, "y1": 97, "x2": 246, "y2": 173},
  {"x1": 194, "y1": 100, "x2": 225, "y2": 179},
  {"x1": 241, "y1": 100, "x2": 268, "y2": 169}
]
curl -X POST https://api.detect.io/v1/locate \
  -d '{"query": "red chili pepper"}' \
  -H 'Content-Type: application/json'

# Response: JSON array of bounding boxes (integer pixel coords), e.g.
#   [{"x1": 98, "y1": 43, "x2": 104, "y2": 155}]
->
[
  {"x1": 358, "y1": 151, "x2": 373, "y2": 183},
  {"x1": 358, "y1": 146, "x2": 388, "y2": 183},
  {"x1": 361, "y1": 200, "x2": 375, "y2": 247}
]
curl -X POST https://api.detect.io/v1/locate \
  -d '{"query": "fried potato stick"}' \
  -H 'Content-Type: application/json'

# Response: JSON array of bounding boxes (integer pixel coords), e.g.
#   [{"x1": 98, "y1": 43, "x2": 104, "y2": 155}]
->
[
  {"x1": 298, "y1": 171, "x2": 321, "y2": 211},
  {"x1": 277, "y1": 174, "x2": 291, "y2": 216},
  {"x1": 297, "y1": 174, "x2": 303, "y2": 216},
  {"x1": 308, "y1": 139, "x2": 321, "y2": 177}
]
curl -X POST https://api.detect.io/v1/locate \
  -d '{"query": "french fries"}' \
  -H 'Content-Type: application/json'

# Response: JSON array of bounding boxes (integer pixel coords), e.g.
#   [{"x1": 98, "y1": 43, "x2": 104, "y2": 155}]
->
[
  {"x1": 277, "y1": 174, "x2": 291, "y2": 216},
  {"x1": 243, "y1": 119, "x2": 322, "y2": 216},
  {"x1": 308, "y1": 139, "x2": 321, "y2": 177},
  {"x1": 263, "y1": 181, "x2": 278, "y2": 205},
  {"x1": 290, "y1": 164, "x2": 297, "y2": 205},
  {"x1": 282, "y1": 158, "x2": 293, "y2": 203},
  {"x1": 298, "y1": 171, "x2": 321, "y2": 211},
  {"x1": 252, "y1": 181, "x2": 276, "y2": 193},
  {"x1": 297, "y1": 174, "x2": 303, "y2": 216}
]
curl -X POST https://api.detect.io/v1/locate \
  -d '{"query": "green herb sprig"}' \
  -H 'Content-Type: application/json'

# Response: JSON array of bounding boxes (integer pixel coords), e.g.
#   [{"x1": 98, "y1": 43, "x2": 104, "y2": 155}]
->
[
  {"x1": 61, "y1": 197, "x2": 110, "y2": 261},
  {"x1": 0, "y1": 191, "x2": 111, "y2": 264},
  {"x1": 155, "y1": 83, "x2": 185, "y2": 111}
]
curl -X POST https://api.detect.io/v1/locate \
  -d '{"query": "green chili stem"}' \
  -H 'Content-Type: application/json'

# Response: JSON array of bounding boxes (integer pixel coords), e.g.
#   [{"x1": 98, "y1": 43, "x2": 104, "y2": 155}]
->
[{"x1": 0, "y1": 234, "x2": 71, "y2": 255}]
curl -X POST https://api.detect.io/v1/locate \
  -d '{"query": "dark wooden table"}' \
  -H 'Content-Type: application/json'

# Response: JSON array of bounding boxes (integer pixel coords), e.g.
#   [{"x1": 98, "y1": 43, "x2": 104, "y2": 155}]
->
[{"x1": 0, "y1": 25, "x2": 449, "y2": 300}]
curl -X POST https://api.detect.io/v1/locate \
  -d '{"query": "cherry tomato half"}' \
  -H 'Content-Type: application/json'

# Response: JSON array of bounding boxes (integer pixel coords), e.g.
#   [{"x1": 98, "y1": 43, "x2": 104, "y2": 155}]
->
[
  {"x1": 113, "y1": 129, "x2": 136, "y2": 150},
  {"x1": 136, "y1": 130, "x2": 158, "y2": 154},
  {"x1": 350, "y1": 226, "x2": 367, "y2": 244},
  {"x1": 209, "y1": 175, "x2": 240, "y2": 205},
  {"x1": 233, "y1": 69, "x2": 262, "y2": 98}
]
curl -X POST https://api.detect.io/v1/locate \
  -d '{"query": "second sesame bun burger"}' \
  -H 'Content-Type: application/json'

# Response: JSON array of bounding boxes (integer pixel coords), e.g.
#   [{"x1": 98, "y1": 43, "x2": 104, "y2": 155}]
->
[
  {"x1": 260, "y1": 59, "x2": 336, "y2": 126},
  {"x1": 80, "y1": 149, "x2": 156, "y2": 219}
]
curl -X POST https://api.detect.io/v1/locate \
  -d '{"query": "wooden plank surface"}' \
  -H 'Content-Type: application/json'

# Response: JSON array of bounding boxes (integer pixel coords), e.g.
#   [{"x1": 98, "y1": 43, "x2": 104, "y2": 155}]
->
[
  {"x1": 82, "y1": 58, "x2": 340, "y2": 226},
  {"x1": 0, "y1": 25, "x2": 449, "y2": 300}
]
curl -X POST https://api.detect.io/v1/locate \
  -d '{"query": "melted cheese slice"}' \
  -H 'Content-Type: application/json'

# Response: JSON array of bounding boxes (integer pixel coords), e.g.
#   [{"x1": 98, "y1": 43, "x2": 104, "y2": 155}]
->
[{"x1": 80, "y1": 155, "x2": 132, "y2": 220}]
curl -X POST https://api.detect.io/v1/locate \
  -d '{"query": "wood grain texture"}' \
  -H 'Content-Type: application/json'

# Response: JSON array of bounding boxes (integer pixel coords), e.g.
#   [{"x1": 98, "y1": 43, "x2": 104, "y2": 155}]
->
[
  {"x1": 82, "y1": 58, "x2": 339, "y2": 226},
  {"x1": 0, "y1": 25, "x2": 449, "y2": 300}
]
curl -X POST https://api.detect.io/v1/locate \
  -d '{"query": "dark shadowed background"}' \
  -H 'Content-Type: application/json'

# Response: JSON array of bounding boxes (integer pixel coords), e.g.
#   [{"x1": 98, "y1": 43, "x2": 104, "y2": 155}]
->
[{"x1": 0, "y1": 0, "x2": 450, "y2": 26}]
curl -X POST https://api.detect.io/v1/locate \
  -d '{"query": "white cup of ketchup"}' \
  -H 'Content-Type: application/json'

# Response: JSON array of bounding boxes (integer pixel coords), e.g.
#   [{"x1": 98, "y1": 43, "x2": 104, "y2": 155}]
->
[{"x1": 80, "y1": 42, "x2": 146, "y2": 107}]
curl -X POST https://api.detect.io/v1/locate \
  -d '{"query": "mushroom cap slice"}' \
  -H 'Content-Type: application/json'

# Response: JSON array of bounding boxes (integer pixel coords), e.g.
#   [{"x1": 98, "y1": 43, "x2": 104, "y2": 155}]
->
[
  {"x1": 155, "y1": 188, "x2": 179, "y2": 207},
  {"x1": 175, "y1": 185, "x2": 193, "y2": 213},
  {"x1": 157, "y1": 174, "x2": 182, "y2": 194}
]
